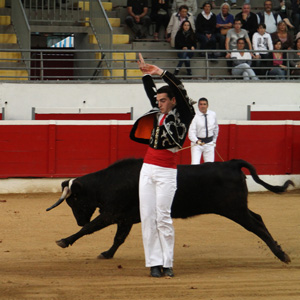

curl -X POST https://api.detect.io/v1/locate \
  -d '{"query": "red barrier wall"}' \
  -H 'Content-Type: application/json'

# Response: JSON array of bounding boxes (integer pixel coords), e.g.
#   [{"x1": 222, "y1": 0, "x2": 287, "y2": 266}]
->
[
  {"x1": 0, "y1": 121, "x2": 299, "y2": 178},
  {"x1": 35, "y1": 113, "x2": 131, "y2": 120}
]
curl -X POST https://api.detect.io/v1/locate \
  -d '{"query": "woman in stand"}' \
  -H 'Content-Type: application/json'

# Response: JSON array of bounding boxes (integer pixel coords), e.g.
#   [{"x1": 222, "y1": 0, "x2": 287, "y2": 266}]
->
[
  {"x1": 150, "y1": 0, "x2": 170, "y2": 40},
  {"x1": 271, "y1": 21, "x2": 294, "y2": 49},
  {"x1": 174, "y1": 20, "x2": 197, "y2": 76},
  {"x1": 289, "y1": 37, "x2": 300, "y2": 78},
  {"x1": 230, "y1": 38, "x2": 259, "y2": 80},
  {"x1": 267, "y1": 39, "x2": 287, "y2": 79}
]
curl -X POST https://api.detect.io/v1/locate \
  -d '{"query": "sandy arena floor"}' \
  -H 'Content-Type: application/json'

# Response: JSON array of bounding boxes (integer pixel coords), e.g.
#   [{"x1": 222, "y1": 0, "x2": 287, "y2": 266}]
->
[{"x1": 0, "y1": 190, "x2": 300, "y2": 300}]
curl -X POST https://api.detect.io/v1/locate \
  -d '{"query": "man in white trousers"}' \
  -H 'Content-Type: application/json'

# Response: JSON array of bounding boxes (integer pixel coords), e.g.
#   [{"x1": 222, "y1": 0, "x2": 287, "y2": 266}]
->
[
  {"x1": 188, "y1": 97, "x2": 219, "y2": 164},
  {"x1": 130, "y1": 54, "x2": 194, "y2": 277}
]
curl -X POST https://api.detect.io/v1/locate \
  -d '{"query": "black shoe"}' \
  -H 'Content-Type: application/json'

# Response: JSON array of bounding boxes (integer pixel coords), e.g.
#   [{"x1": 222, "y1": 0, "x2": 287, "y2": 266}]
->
[
  {"x1": 163, "y1": 267, "x2": 174, "y2": 277},
  {"x1": 150, "y1": 266, "x2": 162, "y2": 277},
  {"x1": 174, "y1": 68, "x2": 179, "y2": 76}
]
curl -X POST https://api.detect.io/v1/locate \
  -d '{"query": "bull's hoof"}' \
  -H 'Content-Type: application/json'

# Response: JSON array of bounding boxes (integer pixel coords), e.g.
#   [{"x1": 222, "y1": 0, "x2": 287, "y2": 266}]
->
[
  {"x1": 56, "y1": 239, "x2": 69, "y2": 248},
  {"x1": 97, "y1": 252, "x2": 113, "y2": 259},
  {"x1": 282, "y1": 253, "x2": 291, "y2": 264}
]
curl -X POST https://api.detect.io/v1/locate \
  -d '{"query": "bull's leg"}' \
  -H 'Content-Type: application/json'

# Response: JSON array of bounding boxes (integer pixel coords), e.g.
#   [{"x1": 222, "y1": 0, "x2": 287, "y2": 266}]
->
[
  {"x1": 97, "y1": 222, "x2": 133, "y2": 259},
  {"x1": 56, "y1": 213, "x2": 115, "y2": 249},
  {"x1": 227, "y1": 209, "x2": 291, "y2": 264}
]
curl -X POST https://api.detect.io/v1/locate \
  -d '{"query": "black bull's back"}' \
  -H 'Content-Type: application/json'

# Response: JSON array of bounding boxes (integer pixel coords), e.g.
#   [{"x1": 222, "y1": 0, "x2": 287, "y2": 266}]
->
[{"x1": 51, "y1": 158, "x2": 293, "y2": 264}]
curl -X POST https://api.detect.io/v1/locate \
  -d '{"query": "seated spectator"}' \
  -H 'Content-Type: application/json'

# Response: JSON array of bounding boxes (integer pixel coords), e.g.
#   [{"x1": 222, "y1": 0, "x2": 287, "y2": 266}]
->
[
  {"x1": 271, "y1": 20, "x2": 294, "y2": 49},
  {"x1": 256, "y1": 0, "x2": 282, "y2": 34},
  {"x1": 291, "y1": 0, "x2": 300, "y2": 34},
  {"x1": 272, "y1": 0, "x2": 295, "y2": 30},
  {"x1": 216, "y1": 2, "x2": 234, "y2": 54},
  {"x1": 167, "y1": 5, "x2": 195, "y2": 47},
  {"x1": 171, "y1": 0, "x2": 198, "y2": 17},
  {"x1": 195, "y1": 2, "x2": 217, "y2": 58},
  {"x1": 125, "y1": 0, "x2": 151, "y2": 39},
  {"x1": 211, "y1": 0, "x2": 251, "y2": 9},
  {"x1": 150, "y1": 0, "x2": 170, "y2": 40},
  {"x1": 288, "y1": 36, "x2": 300, "y2": 77},
  {"x1": 252, "y1": 23, "x2": 273, "y2": 76},
  {"x1": 174, "y1": 20, "x2": 197, "y2": 76},
  {"x1": 229, "y1": 38, "x2": 259, "y2": 80},
  {"x1": 267, "y1": 39, "x2": 287, "y2": 79},
  {"x1": 235, "y1": 3, "x2": 258, "y2": 40},
  {"x1": 225, "y1": 18, "x2": 252, "y2": 57}
]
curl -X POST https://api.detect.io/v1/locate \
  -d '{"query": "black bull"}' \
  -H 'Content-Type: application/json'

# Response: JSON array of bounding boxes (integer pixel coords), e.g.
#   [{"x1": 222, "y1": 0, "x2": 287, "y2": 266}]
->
[{"x1": 46, "y1": 158, "x2": 294, "y2": 264}]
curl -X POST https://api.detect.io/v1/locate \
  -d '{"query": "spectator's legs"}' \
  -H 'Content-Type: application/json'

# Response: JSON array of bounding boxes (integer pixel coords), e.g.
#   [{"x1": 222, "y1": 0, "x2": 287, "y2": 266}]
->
[
  {"x1": 140, "y1": 16, "x2": 151, "y2": 38},
  {"x1": 255, "y1": 53, "x2": 268, "y2": 77},
  {"x1": 236, "y1": 63, "x2": 259, "y2": 80},
  {"x1": 125, "y1": 16, "x2": 142, "y2": 38},
  {"x1": 184, "y1": 52, "x2": 194, "y2": 75},
  {"x1": 269, "y1": 67, "x2": 286, "y2": 80}
]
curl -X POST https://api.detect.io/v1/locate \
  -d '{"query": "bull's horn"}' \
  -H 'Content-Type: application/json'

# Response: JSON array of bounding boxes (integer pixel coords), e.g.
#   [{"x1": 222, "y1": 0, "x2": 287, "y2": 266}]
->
[{"x1": 46, "y1": 186, "x2": 69, "y2": 211}]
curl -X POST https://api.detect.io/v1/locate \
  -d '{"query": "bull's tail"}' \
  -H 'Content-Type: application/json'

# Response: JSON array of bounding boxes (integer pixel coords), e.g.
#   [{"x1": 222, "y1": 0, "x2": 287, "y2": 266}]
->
[{"x1": 236, "y1": 160, "x2": 294, "y2": 194}]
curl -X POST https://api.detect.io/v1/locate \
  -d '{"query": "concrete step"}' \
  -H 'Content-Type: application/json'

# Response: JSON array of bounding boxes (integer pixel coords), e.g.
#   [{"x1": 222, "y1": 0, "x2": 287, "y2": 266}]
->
[
  {"x1": 0, "y1": 33, "x2": 17, "y2": 43},
  {"x1": 0, "y1": 24, "x2": 14, "y2": 34},
  {"x1": 31, "y1": 24, "x2": 92, "y2": 33},
  {"x1": 0, "y1": 15, "x2": 10, "y2": 25},
  {"x1": 109, "y1": 17, "x2": 121, "y2": 27},
  {"x1": 78, "y1": 1, "x2": 112, "y2": 11},
  {"x1": 103, "y1": 67, "x2": 142, "y2": 79},
  {"x1": 0, "y1": 69, "x2": 28, "y2": 80},
  {"x1": 112, "y1": 43, "x2": 133, "y2": 50},
  {"x1": 89, "y1": 33, "x2": 129, "y2": 45},
  {"x1": 0, "y1": 51, "x2": 21, "y2": 62},
  {"x1": 0, "y1": 0, "x2": 5, "y2": 8}
]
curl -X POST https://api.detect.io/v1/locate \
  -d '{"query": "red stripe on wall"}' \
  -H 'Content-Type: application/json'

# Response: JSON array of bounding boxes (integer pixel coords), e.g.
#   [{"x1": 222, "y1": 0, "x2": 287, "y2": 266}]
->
[
  {"x1": 251, "y1": 111, "x2": 300, "y2": 120},
  {"x1": 0, "y1": 122, "x2": 299, "y2": 178}
]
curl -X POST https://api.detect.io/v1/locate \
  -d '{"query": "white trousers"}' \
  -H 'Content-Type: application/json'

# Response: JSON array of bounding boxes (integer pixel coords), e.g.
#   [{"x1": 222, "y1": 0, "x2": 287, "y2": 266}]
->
[
  {"x1": 139, "y1": 163, "x2": 177, "y2": 268},
  {"x1": 191, "y1": 142, "x2": 215, "y2": 164}
]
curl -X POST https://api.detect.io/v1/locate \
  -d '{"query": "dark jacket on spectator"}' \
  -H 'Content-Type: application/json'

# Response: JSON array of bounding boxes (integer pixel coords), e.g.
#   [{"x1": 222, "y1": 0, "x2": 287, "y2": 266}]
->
[
  {"x1": 235, "y1": 11, "x2": 258, "y2": 39},
  {"x1": 195, "y1": 12, "x2": 217, "y2": 35},
  {"x1": 175, "y1": 30, "x2": 197, "y2": 49},
  {"x1": 271, "y1": 31, "x2": 294, "y2": 49}
]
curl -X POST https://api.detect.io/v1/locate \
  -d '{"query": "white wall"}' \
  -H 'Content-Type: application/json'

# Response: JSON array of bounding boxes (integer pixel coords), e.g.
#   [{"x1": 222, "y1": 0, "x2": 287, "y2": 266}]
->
[{"x1": 1, "y1": 82, "x2": 300, "y2": 120}]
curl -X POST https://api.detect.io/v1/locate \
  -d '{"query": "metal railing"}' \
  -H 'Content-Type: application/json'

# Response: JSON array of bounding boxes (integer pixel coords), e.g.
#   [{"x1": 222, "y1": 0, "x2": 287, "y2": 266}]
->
[{"x1": 0, "y1": 49, "x2": 299, "y2": 82}]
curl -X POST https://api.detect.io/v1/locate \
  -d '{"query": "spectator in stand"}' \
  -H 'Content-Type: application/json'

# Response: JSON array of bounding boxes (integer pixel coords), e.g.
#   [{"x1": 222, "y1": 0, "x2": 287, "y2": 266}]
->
[
  {"x1": 252, "y1": 23, "x2": 273, "y2": 76},
  {"x1": 225, "y1": 18, "x2": 252, "y2": 57},
  {"x1": 195, "y1": 2, "x2": 217, "y2": 58},
  {"x1": 211, "y1": 0, "x2": 249, "y2": 9},
  {"x1": 267, "y1": 39, "x2": 287, "y2": 79},
  {"x1": 291, "y1": 0, "x2": 300, "y2": 34},
  {"x1": 229, "y1": 38, "x2": 259, "y2": 80},
  {"x1": 235, "y1": 3, "x2": 258, "y2": 40},
  {"x1": 216, "y1": 2, "x2": 234, "y2": 54},
  {"x1": 174, "y1": 20, "x2": 197, "y2": 76},
  {"x1": 125, "y1": 0, "x2": 151, "y2": 39},
  {"x1": 171, "y1": 0, "x2": 198, "y2": 17},
  {"x1": 288, "y1": 36, "x2": 300, "y2": 77},
  {"x1": 167, "y1": 5, "x2": 195, "y2": 47},
  {"x1": 150, "y1": 0, "x2": 170, "y2": 40},
  {"x1": 272, "y1": 0, "x2": 295, "y2": 30},
  {"x1": 271, "y1": 20, "x2": 294, "y2": 49},
  {"x1": 256, "y1": 0, "x2": 282, "y2": 34}
]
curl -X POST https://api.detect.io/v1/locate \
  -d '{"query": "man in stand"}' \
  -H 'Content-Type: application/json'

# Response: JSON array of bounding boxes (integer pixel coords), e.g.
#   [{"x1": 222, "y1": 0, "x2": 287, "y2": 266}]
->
[
  {"x1": 188, "y1": 97, "x2": 219, "y2": 164},
  {"x1": 130, "y1": 54, "x2": 195, "y2": 278}
]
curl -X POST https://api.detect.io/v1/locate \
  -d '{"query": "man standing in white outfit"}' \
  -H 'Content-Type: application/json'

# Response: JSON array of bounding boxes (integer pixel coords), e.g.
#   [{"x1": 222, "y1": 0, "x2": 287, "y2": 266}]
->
[
  {"x1": 188, "y1": 97, "x2": 219, "y2": 164},
  {"x1": 130, "y1": 54, "x2": 194, "y2": 278}
]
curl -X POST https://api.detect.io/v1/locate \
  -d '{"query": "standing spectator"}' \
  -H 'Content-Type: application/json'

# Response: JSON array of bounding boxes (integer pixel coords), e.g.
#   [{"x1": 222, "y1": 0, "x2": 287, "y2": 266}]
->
[
  {"x1": 235, "y1": 3, "x2": 258, "y2": 40},
  {"x1": 225, "y1": 18, "x2": 252, "y2": 56},
  {"x1": 271, "y1": 20, "x2": 294, "y2": 49},
  {"x1": 252, "y1": 23, "x2": 273, "y2": 76},
  {"x1": 171, "y1": 0, "x2": 198, "y2": 17},
  {"x1": 188, "y1": 97, "x2": 219, "y2": 164},
  {"x1": 216, "y1": 2, "x2": 234, "y2": 54},
  {"x1": 289, "y1": 37, "x2": 300, "y2": 77},
  {"x1": 174, "y1": 20, "x2": 197, "y2": 76},
  {"x1": 125, "y1": 0, "x2": 151, "y2": 39},
  {"x1": 167, "y1": 5, "x2": 195, "y2": 47},
  {"x1": 272, "y1": 0, "x2": 294, "y2": 29},
  {"x1": 195, "y1": 2, "x2": 217, "y2": 58},
  {"x1": 256, "y1": 0, "x2": 282, "y2": 34},
  {"x1": 130, "y1": 54, "x2": 194, "y2": 278},
  {"x1": 150, "y1": 0, "x2": 170, "y2": 40},
  {"x1": 229, "y1": 38, "x2": 259, "y2": 80},
  {"x1": 267, "y1": 39, "x2": 287, "y2": 79},
  {"x1": 291, "y1": 0, "x2": 300, "y2": 34}
]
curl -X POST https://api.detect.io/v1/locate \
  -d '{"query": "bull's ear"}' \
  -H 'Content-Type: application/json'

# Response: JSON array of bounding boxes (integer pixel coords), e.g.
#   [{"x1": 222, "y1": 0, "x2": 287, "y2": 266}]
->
[{"x1": 70, "y1": 181, "x2": 83, "y2": 194}]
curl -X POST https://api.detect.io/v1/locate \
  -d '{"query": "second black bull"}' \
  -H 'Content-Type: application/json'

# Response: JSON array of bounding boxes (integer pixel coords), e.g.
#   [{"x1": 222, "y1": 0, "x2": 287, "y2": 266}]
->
[{"x1": 46, "y1": 158, "x2": 294, "y2": 263}]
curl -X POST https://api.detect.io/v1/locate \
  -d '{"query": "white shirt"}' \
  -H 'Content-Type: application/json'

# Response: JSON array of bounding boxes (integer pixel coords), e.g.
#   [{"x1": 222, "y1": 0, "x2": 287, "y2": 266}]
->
[
  {"x1": 252, "y1": 32, "x2": 273, "y2": 55},
  {"x1": 257, "y1": 12, "x2": 282, "y2": 34},
  {"x1": 188, "y1": 109, "x2": 219, "y2": 143}
]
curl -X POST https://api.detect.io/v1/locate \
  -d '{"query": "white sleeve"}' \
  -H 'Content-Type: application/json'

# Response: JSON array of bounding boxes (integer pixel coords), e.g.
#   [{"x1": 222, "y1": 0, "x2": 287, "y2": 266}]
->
[
  {"x1": 252, "y1": 33, "x2": 259, "y2": 55},
  {"x1": 213, "y1": 113, "x2": 219, "y2": 143},
  {"x1": 188, "y1": 117, "x2": 198, "y2": 143}
]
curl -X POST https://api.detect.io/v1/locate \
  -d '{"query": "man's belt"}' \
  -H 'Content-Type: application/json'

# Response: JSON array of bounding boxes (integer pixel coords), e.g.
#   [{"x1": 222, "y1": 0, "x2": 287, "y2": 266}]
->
[{"x1": 197, "y1": 136, "x2": 213, "y2": 144}]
